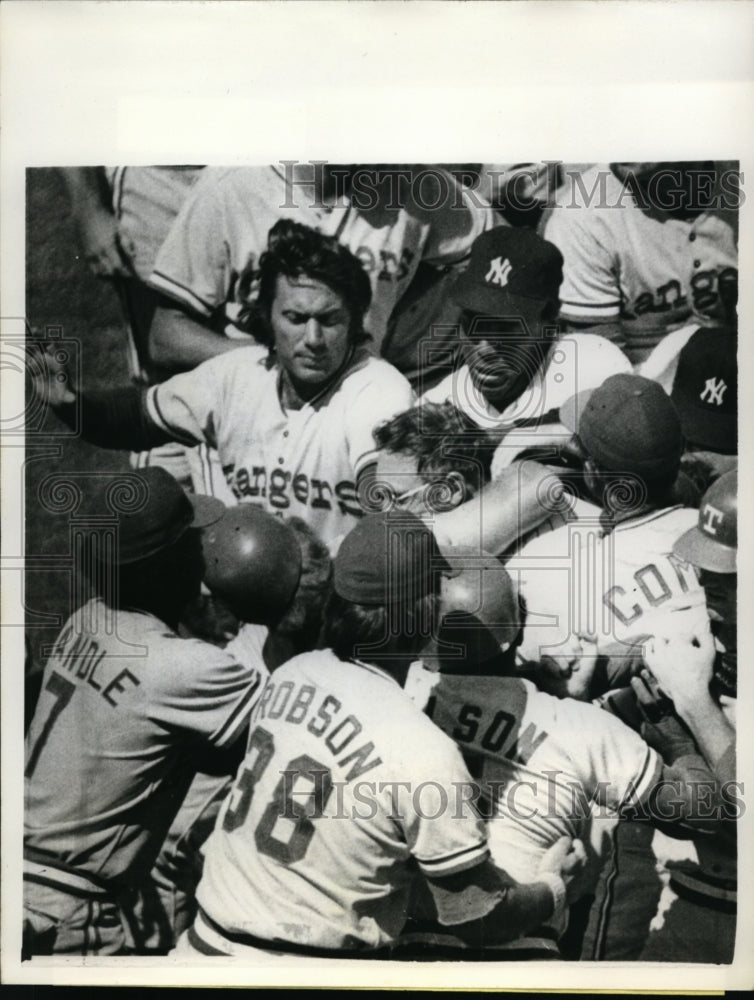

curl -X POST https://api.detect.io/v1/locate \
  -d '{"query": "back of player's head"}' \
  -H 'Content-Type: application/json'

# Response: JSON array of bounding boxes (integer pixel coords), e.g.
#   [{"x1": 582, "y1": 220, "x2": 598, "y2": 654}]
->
[
  {"x1": 373, "y1": 402, "x2": 493, "y2": 502},
  {"x1": 274, "y1": 516, "x2": 333, "y2": 645},
  {"x1": 324, "y1": 512, "x2": 449, "y2": 663},
  {"x1": 430, "y1": 548, "x2": 523, "y2": 675},
  {"x1": 253, "y1": 218, "x2": 372, "y2": 346},
  {"x1": 560, "y1": 373, "x2": 684, "y2": 499},
  {"x1": 79, "y1": 467, "x2": 224, "y2": 619}
]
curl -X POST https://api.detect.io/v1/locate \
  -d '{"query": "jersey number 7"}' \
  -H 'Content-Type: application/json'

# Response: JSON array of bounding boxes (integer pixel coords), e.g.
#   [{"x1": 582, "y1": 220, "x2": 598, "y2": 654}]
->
[{"x1": 25, "y1": 672, "x2": 76, "y2": 779}]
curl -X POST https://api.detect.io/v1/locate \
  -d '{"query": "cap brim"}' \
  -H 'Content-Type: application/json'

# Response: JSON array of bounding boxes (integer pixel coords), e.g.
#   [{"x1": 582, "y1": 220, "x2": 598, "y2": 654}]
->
[
  {"x1": 558, "y1": 387, "x2": 595, "y2": 434},
  {"x1": 451, "y1": 271, "x2": 548, "y2": 323},
  {"x1": 189, "y1": 494, "x2": 226, "y2": 528},
  {"x1": 673, "y1": 525, "x2": 737, "y2": 573}
]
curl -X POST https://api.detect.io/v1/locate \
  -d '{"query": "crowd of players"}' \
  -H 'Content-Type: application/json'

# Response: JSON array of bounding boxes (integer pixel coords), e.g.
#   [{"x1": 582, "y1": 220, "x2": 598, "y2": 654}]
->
[{"x1": 24, "y1": 162, "x2": 739, "y2": 963}]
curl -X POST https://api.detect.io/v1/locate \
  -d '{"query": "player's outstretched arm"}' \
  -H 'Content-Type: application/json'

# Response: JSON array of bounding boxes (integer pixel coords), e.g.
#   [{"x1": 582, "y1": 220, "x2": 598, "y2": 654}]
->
[
  {"x1": 29, "y1": 342, "x2": 172, "y2": 451},
  {"x1": 149, "y1": 302, "x2": 245, "y2": 373},
  {"x1": 433, "y1": 460, "x2": 561, "y2": 555}
]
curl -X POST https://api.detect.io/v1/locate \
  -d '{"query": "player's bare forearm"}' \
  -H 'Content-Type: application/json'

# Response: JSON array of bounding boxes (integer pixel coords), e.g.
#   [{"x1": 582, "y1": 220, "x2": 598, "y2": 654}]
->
[
  {"x1": 433, "y1": 460, "x2": 558, "y2": 555},
  {"x1": 150, "y1": 304, "x2": 245, "y2": 373}
]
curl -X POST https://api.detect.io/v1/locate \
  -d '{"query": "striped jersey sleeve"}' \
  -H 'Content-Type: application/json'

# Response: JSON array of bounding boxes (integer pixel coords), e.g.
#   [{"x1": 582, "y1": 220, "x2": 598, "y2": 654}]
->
[{"x1": 400, "y1": 720, "x2": 490, "y2": 878}]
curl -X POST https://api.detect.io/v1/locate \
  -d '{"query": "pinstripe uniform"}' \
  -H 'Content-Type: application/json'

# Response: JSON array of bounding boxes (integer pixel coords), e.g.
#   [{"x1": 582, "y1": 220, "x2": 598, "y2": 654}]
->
[{"x1": 23, "y1": 599, "x2": 264, "y2": 955}]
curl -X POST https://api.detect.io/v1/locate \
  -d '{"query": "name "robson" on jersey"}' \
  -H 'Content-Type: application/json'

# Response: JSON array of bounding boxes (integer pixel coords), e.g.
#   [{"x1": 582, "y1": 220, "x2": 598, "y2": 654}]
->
[{"x1": 253, "y1": 679, "x2": 382, "y2": 783}]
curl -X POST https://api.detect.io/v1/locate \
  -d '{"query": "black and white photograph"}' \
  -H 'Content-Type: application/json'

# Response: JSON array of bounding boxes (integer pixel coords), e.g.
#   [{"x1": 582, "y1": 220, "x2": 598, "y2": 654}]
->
[{"x1": 2, "y1": 2, "x2": 753, "y2": 992}]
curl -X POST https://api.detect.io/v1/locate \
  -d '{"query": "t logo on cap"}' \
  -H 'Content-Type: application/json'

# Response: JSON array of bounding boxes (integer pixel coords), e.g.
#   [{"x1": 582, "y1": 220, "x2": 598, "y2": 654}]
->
[
  {"x1": 701, "y1": 503, "x2": 724, "y2": 536},
  {"x1": 485, "y1": 256, "x2": 513, "y2": 288}
]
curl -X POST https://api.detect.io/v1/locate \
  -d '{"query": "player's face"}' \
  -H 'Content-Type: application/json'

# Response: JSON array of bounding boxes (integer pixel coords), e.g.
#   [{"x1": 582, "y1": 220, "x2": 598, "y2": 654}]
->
[
  {"x1": 372, "y1": 450, "x2": 465, "y2": 515},
  {"x1": 522, "y1": 637, "x2": 600, "y2": 701},
  {"x1": 698, "y1": 569, "x2": 737, "y2": 625},
  {"x1": 461, "y1": 311, "x2": 548, "y2": 410},
  {"x1": 271, "y1": 275, "x2": 352, "y2": 393}
]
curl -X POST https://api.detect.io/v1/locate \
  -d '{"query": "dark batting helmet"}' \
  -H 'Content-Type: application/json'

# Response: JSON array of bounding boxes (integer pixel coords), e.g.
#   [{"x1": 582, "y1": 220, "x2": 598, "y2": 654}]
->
[
  {"x1": 434, "y1": 547, "x2": 522, "y2": 668},
  {"x1": 201, "y1": 505, "x2": 303, "y2": 624},
  {"x1": 674, "y1": 469, "x2": 737, "y2": 573}
]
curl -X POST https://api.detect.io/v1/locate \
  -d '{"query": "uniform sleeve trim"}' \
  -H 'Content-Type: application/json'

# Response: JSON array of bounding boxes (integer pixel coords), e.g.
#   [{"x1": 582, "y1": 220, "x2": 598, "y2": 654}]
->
[
  {"x1": 559, "y1": 300, "x2": 621, "y2": 319},
  {"x1": 145, "y1": 386, "x2": 201, "y2": 446},
  {"x1": 211, "y1": 671, "x2": 263, "y2": 749},
  {"x1": 148, "y1": 271, "x2": 215, "y2": 318},
  {"x1": 416, "y1": 841, "x2": 490, "y2": 877}
]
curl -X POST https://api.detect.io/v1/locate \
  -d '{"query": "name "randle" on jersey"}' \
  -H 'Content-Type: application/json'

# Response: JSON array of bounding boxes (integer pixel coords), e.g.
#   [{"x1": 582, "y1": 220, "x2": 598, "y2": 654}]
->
[{"x1": 226, "y1": 464, "x2": 361, "y2": 516}]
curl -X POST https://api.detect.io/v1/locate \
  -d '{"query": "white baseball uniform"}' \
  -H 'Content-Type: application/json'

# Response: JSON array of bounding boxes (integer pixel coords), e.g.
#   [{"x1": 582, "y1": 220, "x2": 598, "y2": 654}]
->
[
  {"x1": 23, "y1": 598, "x2": 265, "y2": 954},
  {"x1": 148, "y1": 165, "x2": 498, "y2": 361},
  {"x1": 542, "y1": 164, "x2": 738, "y2": 363},
  {"x1": 193, "y1": 649, "x2": 489, "y2": 954},
  {"x1": 145, "y1": 344, "x2": 414, "y2": 551},
  {"x1": 408, "y1": 668, "x2": 661, "y2": 892},
  {"x1": 507, "y1": 505, "x2": 709, "y2": 663}
]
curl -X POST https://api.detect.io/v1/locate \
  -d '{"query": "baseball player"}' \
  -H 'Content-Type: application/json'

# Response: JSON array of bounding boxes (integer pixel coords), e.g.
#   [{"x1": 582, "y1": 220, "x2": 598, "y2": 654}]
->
[
  {"x1": 174, "y1": 513, "x2": 582, "y2": 959},
  {"x1": 542, "y1": 161, "x2": 739, "y2": 364},
  {"x1": 507, "y1": 373, "x2": 709, "y2": 690},
  {"x1": 146, "y1": 163, "x2": 499, "y2": 376},
  {"x1": 401, "y1": 557, "x2": 722, "y2": 960},
  {"x1": 143, "y1": 505, "x2": 334, "y2": 952},
  {"x1": 33, "y1": 220, "x2": 414, "y2": 554},
  {"x1": 419, "y1": 228, "x2": 633, "y2": 472},
  {"x1": 23, "y1": 468, "x2": 266, "y2": 956},
  {"x1": 583, "y1": 470, "x2": 738, "y2": 964}
]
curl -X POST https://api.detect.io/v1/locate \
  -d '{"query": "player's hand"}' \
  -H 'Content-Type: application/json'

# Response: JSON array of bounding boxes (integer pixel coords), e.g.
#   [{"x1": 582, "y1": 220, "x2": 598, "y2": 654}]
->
[
  {"x1": 76, "y1": 208, "x2": 135, "y2": 278},
  {"x1": 28, "y1": 343, "x2": 76, "y2": 408},
  {"x1": 644, "y1": 625, "x2": 716, "y2": 709},
  {"x1": 538, "y1": 835, "x2": 586, "y2": 896}
]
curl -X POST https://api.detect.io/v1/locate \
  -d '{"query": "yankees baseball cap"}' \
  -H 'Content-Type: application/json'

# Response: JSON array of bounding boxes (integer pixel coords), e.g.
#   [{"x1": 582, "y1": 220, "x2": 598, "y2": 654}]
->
[
  {"x1": 674, "y1": 469, "x2": 737, "y2": 573},
  {"x1": 671, "y1": 326, "x2": 737, "y2": 455},
  {"x1": 451, "y1": 227, "x2": 564, "y2": 322},
  {"x1": 85, "y1": 467, "x2": 225, "y2": 565},
  {"x1": 559, "y1": 373, "x2": 683, "y2": 482},
  {"x1": 334, "y1": 511, "x2": 451, "y2": 606}
]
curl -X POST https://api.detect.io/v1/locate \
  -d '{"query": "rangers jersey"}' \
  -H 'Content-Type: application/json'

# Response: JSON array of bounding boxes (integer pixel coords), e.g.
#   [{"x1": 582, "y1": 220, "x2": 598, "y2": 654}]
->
[
  {"x1": 507, "y1": 505, "x2": 709, "y2": 662},
  {"x1": 145, "y1": 344, "x2": 414, "y2": 551},
  {"x1": 197, "y1": 649, "x2": 489, "y2": 951},
  {"x1": 148, "y1": 165, "x2": 498, "y2": 360},
  {"x1": 412, "y1": 669, "x2": 661, "y2": 888},
  {"x1": 24, "y1": 599, "x2": 265, "y2": 886},
  {"x1": 542, "y1": 164, "x2": 738, "y2": 362}
]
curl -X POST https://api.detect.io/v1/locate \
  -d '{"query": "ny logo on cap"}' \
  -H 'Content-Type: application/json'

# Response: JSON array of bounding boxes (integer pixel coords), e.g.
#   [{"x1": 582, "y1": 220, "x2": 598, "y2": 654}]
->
[
  {"x1": 485, "y1": 256, "x2": 513, "y2": 288},
  {"x1": 700, "y1": 377, "x2": 727, "y2": 406},
  {"x1": 702, "y1": 502, "x2": 724, "y2": 535}
]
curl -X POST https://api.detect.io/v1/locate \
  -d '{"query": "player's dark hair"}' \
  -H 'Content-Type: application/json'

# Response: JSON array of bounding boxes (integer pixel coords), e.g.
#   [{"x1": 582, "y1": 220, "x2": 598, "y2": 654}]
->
[
  {"x1": 373, "y1": 402, "x2": 494, "y2": 502},
  {"x1": 241, "y1": 219, "x2": 373, "y2": 347},
  {"x1": 274, "y1": 516, "x2": 333, "y2": 648},
  {"x1": 323, "y1": 589, "x2": 441, "y2": 665}
]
